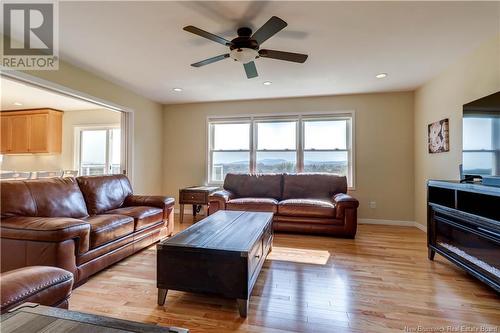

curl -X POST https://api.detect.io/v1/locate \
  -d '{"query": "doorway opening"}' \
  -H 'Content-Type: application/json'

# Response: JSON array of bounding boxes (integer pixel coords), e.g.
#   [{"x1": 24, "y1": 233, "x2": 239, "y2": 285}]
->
[{"x1": 0, "y1": 72, "x2": 133, "y2": 182}]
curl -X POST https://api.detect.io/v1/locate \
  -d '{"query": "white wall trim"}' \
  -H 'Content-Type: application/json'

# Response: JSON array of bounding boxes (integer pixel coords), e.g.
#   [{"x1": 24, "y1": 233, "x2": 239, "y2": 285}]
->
[
  {"x1": 413, "y1": 222, "x2": 427, "y2": 233},
  {"x1": 172, "y1": 213, "x2": 427, "y2": 233},
  {"x1": 359, "y1": 218, "x2": 426, "y2": 232},
  {"x1": 1, "y1": 70, "x2": 132, "y2": 112}
]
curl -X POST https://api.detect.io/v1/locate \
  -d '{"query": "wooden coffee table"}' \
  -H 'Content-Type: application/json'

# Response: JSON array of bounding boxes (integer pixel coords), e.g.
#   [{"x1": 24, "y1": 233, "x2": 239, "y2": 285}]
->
[{"x1": 157, "y1": 210, "x2": 273, "y2": 317}]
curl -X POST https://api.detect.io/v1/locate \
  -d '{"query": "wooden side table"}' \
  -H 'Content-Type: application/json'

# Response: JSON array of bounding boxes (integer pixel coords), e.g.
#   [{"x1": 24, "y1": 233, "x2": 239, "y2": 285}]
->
[{"x1": 179, "y1": 186, "x2": 219, "y2": 223}]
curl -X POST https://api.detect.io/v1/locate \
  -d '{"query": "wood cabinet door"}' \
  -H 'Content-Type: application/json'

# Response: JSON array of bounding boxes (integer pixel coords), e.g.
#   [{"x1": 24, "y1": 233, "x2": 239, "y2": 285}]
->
[
  {"x1": 28, "y1": 113, "x2": 49, "y2": 152},
  {"x1": 0, "y1": 116, "x2": 11, "y2": 153},
  {"x1": 9, "y1": 115, "x2": 29, "y2": 153}
]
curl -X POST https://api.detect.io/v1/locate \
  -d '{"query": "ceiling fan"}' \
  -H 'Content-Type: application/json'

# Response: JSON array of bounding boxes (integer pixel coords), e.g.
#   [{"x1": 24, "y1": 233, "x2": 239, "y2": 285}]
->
[{"x1": 183, "y1": 16, "x2": 308, "y2": 79}]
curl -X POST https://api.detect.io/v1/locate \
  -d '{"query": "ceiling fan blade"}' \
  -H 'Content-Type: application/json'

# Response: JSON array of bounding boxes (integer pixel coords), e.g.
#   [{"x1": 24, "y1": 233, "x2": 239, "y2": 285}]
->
[
  {"x1": 191, "y1": 54, "x2": 230, "y2": 67},
  {"x1": 183, "y1": 25, "x2": 232, "y2": 46},
  {"x1": 259, "y1": 49, "x2": 308, "y2": 63},
  {"x1": 243, "y1": 61, "x2": 258, "y2": 79},
  {"x1": 252, "y1": 16, "x2": 287, "y2": 45}
]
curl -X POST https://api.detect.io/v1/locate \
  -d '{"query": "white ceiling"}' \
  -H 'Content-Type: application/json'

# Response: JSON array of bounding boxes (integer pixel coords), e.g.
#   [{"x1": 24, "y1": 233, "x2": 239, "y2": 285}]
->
[
  {"x1": 56, "y1": 1, "x2": 499, "y2": 104},
  {"x1": 0, "y1": 78, "x2": 102, "y2": 111}
]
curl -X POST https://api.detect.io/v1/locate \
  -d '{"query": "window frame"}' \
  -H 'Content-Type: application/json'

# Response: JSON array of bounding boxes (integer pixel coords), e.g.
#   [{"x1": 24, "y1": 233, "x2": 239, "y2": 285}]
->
[
  {"x1": 74, "y1": 124, "x2": 121, "y2": 176},
  {"x1": 207, "y1": 111, "x2": 356, "y2": 189},
  {"x1": 207, "y1": 119, "x2": 252, "y2": 183},
  {"x1": 301, "y1": 116, "x2": 353, "y2": 185}
]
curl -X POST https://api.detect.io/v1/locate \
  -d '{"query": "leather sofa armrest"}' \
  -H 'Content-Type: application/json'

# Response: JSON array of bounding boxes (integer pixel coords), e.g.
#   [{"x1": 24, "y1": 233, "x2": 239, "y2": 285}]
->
[
  {"x1": 0, "y1": 266, "x2": 74, "y2": 314},
  {"x1": 333, "y1": 193, "x2": 359, "y2": 219},
  {"x1": 124, "y1": 195, "x2": 175, "y2": 209},
  {"x1": 123, "y1": 195, "x2": 175, "y2": 235},
  {"x1": 208, "y1": 190, "x2": 235, "y2": 215},
  {"x1": 0, "y1": 217, "x2": 90, "y2": 255}
]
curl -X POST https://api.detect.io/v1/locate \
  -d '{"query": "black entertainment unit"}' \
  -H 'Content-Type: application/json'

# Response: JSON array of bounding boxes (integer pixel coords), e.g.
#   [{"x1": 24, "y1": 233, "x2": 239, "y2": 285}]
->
[{"x1": 427, "y1": 180, "x2": 500, "y2": 292}]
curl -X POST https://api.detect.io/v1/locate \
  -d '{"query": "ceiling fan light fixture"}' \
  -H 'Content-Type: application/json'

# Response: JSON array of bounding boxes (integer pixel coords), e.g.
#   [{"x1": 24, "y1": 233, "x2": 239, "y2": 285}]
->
[
  {"x1": 230, "y1": 48, "x2": 258, "y2": 64},
  {"x1": 184, "y1": 16, "x2": 307, "y2": 79}
]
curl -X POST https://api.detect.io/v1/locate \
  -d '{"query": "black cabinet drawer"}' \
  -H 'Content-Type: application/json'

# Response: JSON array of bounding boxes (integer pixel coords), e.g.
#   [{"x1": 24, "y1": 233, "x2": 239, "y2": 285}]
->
[{"x1": 248, "y1": 239, "x2": 263, "y2": 278}]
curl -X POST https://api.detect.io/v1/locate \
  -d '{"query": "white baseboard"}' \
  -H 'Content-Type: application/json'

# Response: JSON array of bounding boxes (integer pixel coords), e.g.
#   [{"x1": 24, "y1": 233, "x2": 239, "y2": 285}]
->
[
  {"x1": 172, "y1": 210, "x2": 427, "y2": 233},
  {"x1": 359, "y1": 218, "x2": 426, "y2": 233},
  {"x1": 414, "y1": 222, "x2": 427, "y2": 233}
]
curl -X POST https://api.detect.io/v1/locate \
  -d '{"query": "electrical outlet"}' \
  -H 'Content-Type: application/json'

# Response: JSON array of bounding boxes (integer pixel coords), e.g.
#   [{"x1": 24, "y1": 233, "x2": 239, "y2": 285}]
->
[{"x1": 369, "y1": 201, "x2": 377, "y2": 209}]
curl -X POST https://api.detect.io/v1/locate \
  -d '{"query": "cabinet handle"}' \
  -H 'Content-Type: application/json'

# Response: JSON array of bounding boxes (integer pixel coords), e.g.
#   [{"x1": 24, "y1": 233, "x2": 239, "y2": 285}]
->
[{"x1": 255, "y1": 254, "x2": 261, "y2": 259}]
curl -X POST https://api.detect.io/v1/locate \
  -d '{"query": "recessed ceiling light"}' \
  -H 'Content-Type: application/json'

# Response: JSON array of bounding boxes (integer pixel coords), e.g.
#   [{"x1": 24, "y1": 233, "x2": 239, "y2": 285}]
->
[
  {"x1": 375, "y1": 73, "x2": 388, "y2": 79},
  {"x1": 13, "y1": 102, "x2": 23, "y2": 106},
  {"x1": 172, "y1": 88, "x2": 183, "y2": 92},
  {"x1": 263, "y1": 81, "x2": 272, "y2": 86}
]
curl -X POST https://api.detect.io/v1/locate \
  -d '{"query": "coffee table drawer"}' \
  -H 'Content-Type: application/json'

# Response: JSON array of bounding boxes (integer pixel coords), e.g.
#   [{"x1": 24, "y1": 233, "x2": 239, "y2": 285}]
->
[
  {"x1": 248, "y1": 238, "x2": 263, "y2": 277},
  {"x1": 180, "y1": 192, "x2": 206, "y2": 204}
]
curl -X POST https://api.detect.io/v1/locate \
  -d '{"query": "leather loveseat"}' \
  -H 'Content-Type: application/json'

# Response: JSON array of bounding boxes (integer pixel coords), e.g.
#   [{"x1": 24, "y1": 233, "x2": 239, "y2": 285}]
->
[
  {"x1": 208, "y1": 173, "x2": 359, "y2": 237},
  {"x1": 0, "y1": 175, "x2": 174, "y2": 285},
  {"x1": 0, "y1": 266, "x2": 74, "y2": 314}
]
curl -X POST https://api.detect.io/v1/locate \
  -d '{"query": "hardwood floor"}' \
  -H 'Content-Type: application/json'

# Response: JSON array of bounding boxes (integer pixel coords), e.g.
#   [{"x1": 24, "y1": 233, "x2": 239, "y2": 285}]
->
[{"x1": 70, "y1": 215, "x2": 500, "y2": 333}]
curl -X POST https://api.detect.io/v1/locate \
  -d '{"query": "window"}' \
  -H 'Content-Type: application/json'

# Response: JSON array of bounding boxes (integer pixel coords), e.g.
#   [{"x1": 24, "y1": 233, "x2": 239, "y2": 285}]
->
[
  {"x1": 208, "y1": 113, "x2": 354, "y2": 187},
  {"x1": 256, "y1": 121, "x2": 297, "y2": 173},
  {"x1": 77, "y1": 127, "x2": 121, "y2": 176},
  {"x1": 208, "y1": 122, "x2": 250, "y2": 182},
  {"x1": 303, "y1": 119, "x2": 350, "y2": 179},
  {"x1": 463, "y1": 116, "x2": 500, "y2": 175}
]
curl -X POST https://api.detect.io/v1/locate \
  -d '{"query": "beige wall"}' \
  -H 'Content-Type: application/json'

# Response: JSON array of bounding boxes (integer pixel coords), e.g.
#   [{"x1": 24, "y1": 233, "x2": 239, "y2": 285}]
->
[
  {"x1": 61, "y1": 109, "x2": 121, "y2": 170},
  {"x1": 414, "y1": 35, "x2": 500, "y2": 227},
  {"x1": 163, "y1": 92, "x2": 415, "y2": 221},
  {"x1": 20, "y1": 60, "x2": 164, "y2": 194},
  {"x1": 1, "y1": 154, "x2": 62, "y2": 172}
]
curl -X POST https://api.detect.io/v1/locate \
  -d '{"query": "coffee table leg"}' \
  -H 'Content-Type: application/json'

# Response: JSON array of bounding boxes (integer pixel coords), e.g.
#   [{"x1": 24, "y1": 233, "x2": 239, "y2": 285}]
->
[
  {"x1": 237, "y1": 298, "x2": 248, "y2": 317},
  {"x1": 158, "y1": 288, "x2": 168, "y2": 306}
]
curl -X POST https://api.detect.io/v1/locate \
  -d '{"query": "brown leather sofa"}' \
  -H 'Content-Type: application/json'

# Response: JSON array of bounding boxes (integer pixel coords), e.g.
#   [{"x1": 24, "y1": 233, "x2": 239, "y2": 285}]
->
[
  {"x1": 1, "y1": 175, "x2": 175, "y2": 285},
  {"x1": 209, "y1": 173, "x2": 359, "y2": 237},
  {"x1": 0, "y1": 266, "x2": 73, "y2": 314}
]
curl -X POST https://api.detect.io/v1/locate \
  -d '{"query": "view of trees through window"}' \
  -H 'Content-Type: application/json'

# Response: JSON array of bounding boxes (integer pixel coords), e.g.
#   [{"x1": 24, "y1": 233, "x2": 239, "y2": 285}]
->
[
  {"x1": 256, "y1": 121, "x2": 297, "y2": 173},
  {"x1": 209, "y1": 115, "x2": 352, "y2": 185}
]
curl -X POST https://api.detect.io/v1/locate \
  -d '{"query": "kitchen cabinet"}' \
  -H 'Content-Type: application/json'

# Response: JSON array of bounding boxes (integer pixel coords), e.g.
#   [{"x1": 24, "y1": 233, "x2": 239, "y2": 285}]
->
[{"x1": 0, "y1": 109, "x2": 63, "y2": 154}]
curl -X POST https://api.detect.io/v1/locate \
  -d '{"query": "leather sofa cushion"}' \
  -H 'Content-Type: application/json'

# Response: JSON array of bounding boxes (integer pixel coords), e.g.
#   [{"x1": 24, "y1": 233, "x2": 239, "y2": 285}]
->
[
  {"x1": 278, "y1": 198, "x2": 336, "y2": 218},
  {"x1": 226, "y1": 198, "x2": 278, "y2": 213},
  {"x1": 1, "y1": 216, "x2": 91, "y2": 254},
  {"x1": 0, "y1": 266, "x2": 73, "y2": 314},
  {"x1": 224, "y1": 173, "x2": 283, "y2": 199},
  {"x1": 1, "y1": 178, "x2": 88, "y2": 218},
  {"x1": 76, "y1": 175, "x2": 133, "y2": 215},
  {"x1": 105, "y1": 206, "x2": 163, "y2": 231},
  {"x1": 282, "y1": 173, "x2": 347, "y2": 200},
  {"x1": 85, "y1": 214, "x2": 134, "y2": 249}
]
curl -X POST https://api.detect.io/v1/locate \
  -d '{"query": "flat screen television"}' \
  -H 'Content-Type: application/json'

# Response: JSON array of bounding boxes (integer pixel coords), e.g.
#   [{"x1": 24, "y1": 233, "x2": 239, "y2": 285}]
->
[{"x1": 462, "y1": 91, "x2": 500, "y2": 177}]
